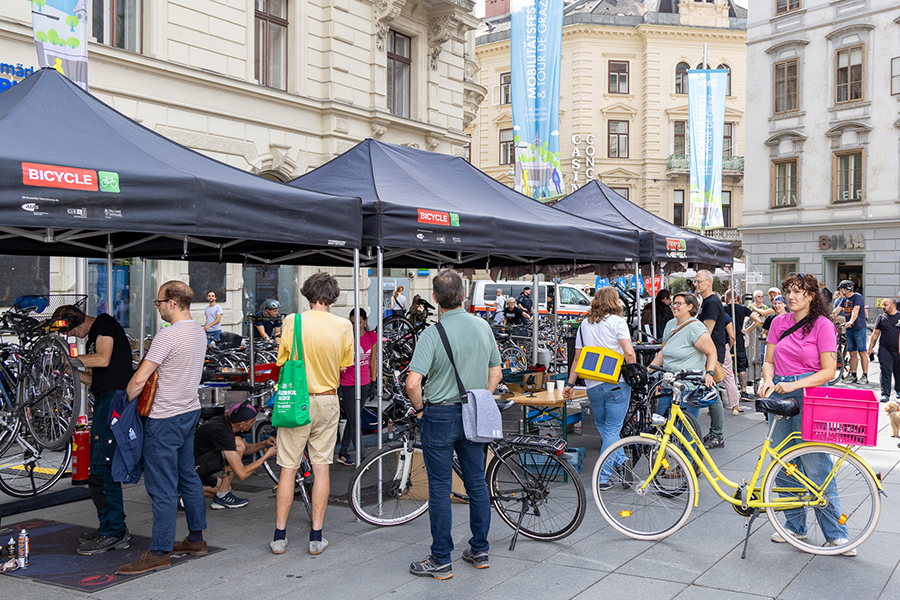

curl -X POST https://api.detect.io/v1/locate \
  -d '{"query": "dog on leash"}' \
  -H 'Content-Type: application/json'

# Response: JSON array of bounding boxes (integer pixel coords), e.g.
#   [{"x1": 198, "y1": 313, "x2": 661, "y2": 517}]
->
[{"x1": 885, "y1": 401, "x2": 900, "y2": 438}]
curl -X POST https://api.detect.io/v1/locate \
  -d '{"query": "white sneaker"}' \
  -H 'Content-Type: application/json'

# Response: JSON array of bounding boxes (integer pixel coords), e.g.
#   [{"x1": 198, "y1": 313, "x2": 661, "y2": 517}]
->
[
  {"x1": 771, "y1": 531, "x2": 807, "y2": 543},
  {"x1": 824, "y1": 538, "x2": 857, "y2": 557}
]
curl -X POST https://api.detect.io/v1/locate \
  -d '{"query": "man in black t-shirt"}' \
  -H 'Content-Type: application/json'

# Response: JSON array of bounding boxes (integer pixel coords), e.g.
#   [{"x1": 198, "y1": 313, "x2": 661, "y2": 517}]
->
[
  {"x1": 53, "y1": 305, "x2": 133, "y2": 556},
  {"x1": 867, "y1": 298, "x2": 900, "y2": 403},
  {"x1": 693, "y1": 271, "x2": 727, "y2": 448},
  {"x1": 194, "y1": 402, "x2": 276, "y2": 509},
  {"x1": 724, "y1": 291, "x2": 762, "y2": 398}
]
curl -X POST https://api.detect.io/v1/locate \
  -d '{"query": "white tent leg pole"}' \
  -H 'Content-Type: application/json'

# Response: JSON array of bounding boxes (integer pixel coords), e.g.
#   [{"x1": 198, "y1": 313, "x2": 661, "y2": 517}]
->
[
  {"x1": 731, "y1": 269, "x2": 737, "y2": 391},
  {"x1": 532, "y1": 272, "x2": 539, "y2": 366},
  {"x1": 353, "y1": 249, "x2": 362, "y2": 468},
  {"x1": 376, "y1": 247, "x2": 384, "y2": 513},
  {"x1": 106, "y1": 234, "x2": 113, "y2": 316},
  {"x1": 139, "y1": 258, "x2": 147, "y2": 360},
  {"x1": 651, "y1": 262, "x2": 657, "y2": 340},
  {"x1": 635, "y1": 263, "x2": 641, "y2": 341}
]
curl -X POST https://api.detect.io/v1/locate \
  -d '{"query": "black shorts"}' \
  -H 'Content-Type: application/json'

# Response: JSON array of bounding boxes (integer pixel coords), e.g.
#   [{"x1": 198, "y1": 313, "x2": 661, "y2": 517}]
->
[
  {"x1": 195, "y1": 449, "x2": 224, "y2": 487},
  {"x1": 735, "y1": 347, "x2": 748, "y2": 373}
]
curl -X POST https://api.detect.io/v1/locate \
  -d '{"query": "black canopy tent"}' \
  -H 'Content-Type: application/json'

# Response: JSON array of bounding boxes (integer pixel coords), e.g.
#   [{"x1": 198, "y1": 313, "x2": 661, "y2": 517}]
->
[
  {"x1": 553, "y1": 180, "x2": 733, "y2": 269},
  {"x1": 0, "y1": 69, "x2": 363, "y2": 264},
  {"x1": 287, "y1": 139, "x2": 641, "y2": 269}
]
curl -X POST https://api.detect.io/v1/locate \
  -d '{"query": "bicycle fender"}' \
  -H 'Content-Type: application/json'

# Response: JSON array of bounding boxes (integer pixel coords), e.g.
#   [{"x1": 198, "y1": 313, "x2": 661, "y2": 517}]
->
[
  {"x1": 763, "y1": 441, "x2": 883, "y2": 492},
  {"x1": 638, "y1": 433, "x2": 701, "y2": 507}
]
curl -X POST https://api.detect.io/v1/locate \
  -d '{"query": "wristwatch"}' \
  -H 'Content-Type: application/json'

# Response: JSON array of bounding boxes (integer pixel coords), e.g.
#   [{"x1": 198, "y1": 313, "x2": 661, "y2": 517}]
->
[
  {"x1": 706, "y1": 370, "x2": 715, "y2": 376},
  {"x1": 565, "y1": 382, "x2": 574, "y2": 388}
]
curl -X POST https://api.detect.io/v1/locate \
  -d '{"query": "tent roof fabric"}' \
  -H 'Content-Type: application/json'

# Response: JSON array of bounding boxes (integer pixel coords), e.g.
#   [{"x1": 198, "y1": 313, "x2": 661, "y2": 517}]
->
[
  {"x1": 0, "y1": 69, "x2": 362, "y2": 264},
  {"x1": 288, "y1": 139, "x2": 640, "y2": 269},
  {"x1": 553, "y1": 180, "x2": 733, "y2": 268}
]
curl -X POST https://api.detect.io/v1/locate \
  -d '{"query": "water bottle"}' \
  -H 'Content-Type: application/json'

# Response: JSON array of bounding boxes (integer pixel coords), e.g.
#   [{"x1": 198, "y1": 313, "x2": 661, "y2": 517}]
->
[
  {"x1": 518, "y1": 417, "x2": 524, "y2": 435},
  {"x1": 388, "y1": 420, "x2": 394, "y2": 440}
]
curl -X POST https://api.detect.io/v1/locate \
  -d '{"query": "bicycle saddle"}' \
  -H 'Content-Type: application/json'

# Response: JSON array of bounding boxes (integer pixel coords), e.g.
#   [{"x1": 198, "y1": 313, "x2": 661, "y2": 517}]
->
[{"x1": 755, "y1": 397, "x2": 800, "y2": 417}]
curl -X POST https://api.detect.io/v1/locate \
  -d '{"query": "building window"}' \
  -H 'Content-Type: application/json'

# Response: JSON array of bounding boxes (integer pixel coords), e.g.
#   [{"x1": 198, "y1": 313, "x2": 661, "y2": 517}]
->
[
  {"x1": 833, "y1": 151, "x2": 863, "y2": 203},
  {"x1": 462, "y1": 143, "x2": 471, "y2": 163},
  {"x1": 893, "y1": 58, "x2": 900, "y2": 96},
  {"x1": 835, "y1": 45, "x2": 864, "y2": 104},
  {"x1": 723, "y1": 123, "x2": 733, "y2": 157},
  {"x1": 608, "y1": 121, "x2": 629, "y2": 159},
  {"x1": 92, "y1": 0, "x2": 141, "y2": 52},
  {"x1": 387, "y1": 31, "x2": 412, "y2": 118},
  {"x1": 674, "y1": 121, "x2": 688, "y2": 155},
  {"x1": 722, "y1": 190, "x2": 731, "y2": 227},
  {"x1": 499, "y1": 128, "x2": 515, "y2": 165},
  {"x1": 609, "y1": 187, "x2": 629, "y2": 200},
  {"x1": 772, "y1": 260, "x2": 798, "y2": 288},
  {"x1": 675, "y1": 62, "x2": 690, "y2": 94},
  {"x1": 673, "y1": 190, "x2": 684, "y2": 227},
  {"x1": 717, "y1": 64, "x2": 731, "y2": 96},
  {"x1": 255, "y1": 0, "x2": 288, "y2": 90},
  {"x1": 773, "y1": 58, "x2": 799, "y2": 114},
  {"x1": 608, "y1": 61, "x2": 629, "y2": 94},
  {"x1": 500, "y1": 72, "x2": 511, "y2": 105},
  {"x1": 772, "y1": 159, "x2": 798, "y2": 208},
  {"x1": 775, "y1": 0, "x2": 801, "y2": 15}
]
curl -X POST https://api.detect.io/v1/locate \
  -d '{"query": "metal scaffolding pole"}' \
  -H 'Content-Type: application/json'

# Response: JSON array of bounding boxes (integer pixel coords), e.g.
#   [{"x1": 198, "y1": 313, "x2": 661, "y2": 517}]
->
[{"x1": 353, "y1": 249, "x2": 362, "y2": 468}]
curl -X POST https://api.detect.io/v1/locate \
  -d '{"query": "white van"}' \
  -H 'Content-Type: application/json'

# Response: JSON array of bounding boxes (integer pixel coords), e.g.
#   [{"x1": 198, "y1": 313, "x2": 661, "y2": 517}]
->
[{"x1": 466, "y1": 280, "x2": 592, "y2": 319}]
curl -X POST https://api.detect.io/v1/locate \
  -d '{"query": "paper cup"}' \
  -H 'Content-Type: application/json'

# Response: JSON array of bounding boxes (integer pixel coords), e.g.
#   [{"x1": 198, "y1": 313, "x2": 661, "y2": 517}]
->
[
  {"x1": 557, "y1": 380, "x2": 565, "y2": 392},
  {"x1": 546, "y1": 382, "x2": 554, "y2": 394}
]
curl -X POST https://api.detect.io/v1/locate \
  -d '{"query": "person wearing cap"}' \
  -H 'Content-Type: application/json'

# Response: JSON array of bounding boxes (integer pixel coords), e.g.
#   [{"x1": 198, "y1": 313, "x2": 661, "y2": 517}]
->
[
  {"x1": 254, "y1": 299, "x2": 282, "y2": 342},
  {"x1": 517, "y1": 286, "x2": 534, "y2": 317},
  {"x1": 837, "y1": 279, "x2": 868, "y2": 384},
  {"x1": 751, "y1": 288, "x2": 781, "y2": 318},
  {"x1": 193, "y1": 401, "x2": 277, "y2": 509},
  {"x1": 51, "y1": 304, "x2": 133, "y2": 556}
]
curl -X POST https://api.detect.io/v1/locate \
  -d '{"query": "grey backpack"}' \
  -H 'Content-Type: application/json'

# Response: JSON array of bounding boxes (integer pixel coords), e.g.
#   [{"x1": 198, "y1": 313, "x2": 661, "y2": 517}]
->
[{"x1": 435, "y1": 322, "x2": 503, "y2": 443}]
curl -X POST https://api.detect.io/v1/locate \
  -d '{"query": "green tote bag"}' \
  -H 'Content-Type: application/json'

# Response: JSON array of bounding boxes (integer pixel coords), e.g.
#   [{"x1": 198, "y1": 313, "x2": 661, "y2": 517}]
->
[{"x1": 272, "y1": 314, "x2": 311, "y2": 428}]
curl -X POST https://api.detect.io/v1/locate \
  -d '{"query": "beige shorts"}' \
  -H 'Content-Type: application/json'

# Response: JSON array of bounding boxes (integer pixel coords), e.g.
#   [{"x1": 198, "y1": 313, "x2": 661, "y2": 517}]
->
[{"x1": 276, "y1": 394, "x2": 340, "y2": 468}]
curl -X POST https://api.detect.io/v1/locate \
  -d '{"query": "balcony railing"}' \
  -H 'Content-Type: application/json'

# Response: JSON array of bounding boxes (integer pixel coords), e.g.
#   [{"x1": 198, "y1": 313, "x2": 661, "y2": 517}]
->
[
  {"x1": 666, "y1": 154, "x2": 744, "y2": 174},
  {"x1": 701, "y1": 227, "x2": 742, "y2": 242}
]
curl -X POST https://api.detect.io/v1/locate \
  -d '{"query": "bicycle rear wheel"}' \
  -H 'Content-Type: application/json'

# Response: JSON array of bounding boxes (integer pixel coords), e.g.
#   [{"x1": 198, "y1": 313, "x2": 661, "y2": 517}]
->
[
  {"x1": 0, "y1": 362, "x2": 20, "y2": 455},
  {"x1": 0, "y1": 427, "x2": 72, "y2": 497},
  {"x1": 486, "y1": 447, "x2": 585, "y2": 541},
  {"x1": 593, "y1": 436, "x2": 695, "y2": 540},
  {"x1": 763, "y1": 445, "x2": 880, "y2": 556},
  {"x1": 347, "y1": 442, "x2": 429, "y2": 526},
  {"x1": 500, "y1": 346, "x2": 528, "y2": 373},
  {"x1": 21, "y1": 335, "x2": 81, "y2": 451}
]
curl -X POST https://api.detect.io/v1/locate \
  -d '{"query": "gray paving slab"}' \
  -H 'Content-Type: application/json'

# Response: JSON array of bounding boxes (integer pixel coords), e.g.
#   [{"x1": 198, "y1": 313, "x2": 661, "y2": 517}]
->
[
  {"x1": 543, "y1": 528, "x2": 654, "y2": 573},
  {"x1": 470, "y1": 561, "x2": 607, "y2": 600},
  {"x1": 674, "y1": 585, "x2": 775, "y2": 600},
  {"x1": 571, "y1": 572, "x2": 687, "y2": 600}
]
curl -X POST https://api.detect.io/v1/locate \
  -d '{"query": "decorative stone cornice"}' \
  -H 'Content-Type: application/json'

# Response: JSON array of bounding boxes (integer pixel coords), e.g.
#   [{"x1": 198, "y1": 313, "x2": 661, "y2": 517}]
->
[
  {"x1": 429, "y1": 14, "x2": 461, "y2": 70},
  {"x1": 370, "y1": 118, "x2": 390, "y2": 138},
  {"x1": 824, "y1": 22, "x2": 875, "y2": 40},
  {"x1": 402, "y1": 142, "x2": 420, "y2": 149},
  {"x1": 375, "y1": 0, "x2": 407, "y2": 52},
  {"x1": 764, "y1": 38, "x2": 809, "y2": 55},
  {"x1": 425, "y1": 134, "x2": 442, "y2": 151},
  {"x1": 764, "y1": 129, "x2": 807, "y2": 146}
]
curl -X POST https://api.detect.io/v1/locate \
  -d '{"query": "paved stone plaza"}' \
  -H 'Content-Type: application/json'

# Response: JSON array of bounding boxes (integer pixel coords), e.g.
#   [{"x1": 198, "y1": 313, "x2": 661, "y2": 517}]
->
[{"x1": 2, "y1": 371, "x2": 899, "y2": 600}]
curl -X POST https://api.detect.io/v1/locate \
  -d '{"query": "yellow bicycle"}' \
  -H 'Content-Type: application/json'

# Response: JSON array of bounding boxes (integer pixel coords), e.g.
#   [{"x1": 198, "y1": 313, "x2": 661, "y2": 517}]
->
[{"x1": 592, "y1": 368, "x2": 883, "y2": 557}]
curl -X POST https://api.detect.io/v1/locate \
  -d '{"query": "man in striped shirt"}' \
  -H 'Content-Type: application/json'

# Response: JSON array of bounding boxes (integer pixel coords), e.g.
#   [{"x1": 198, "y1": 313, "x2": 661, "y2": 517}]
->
[{"x1": 118, "y1": 281, "x2": 210, "y2": 575}]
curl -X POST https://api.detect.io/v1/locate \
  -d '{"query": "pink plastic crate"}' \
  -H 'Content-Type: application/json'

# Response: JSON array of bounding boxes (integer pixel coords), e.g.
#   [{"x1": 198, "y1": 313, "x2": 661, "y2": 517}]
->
[{"x1": 801, "y1": 387, "x2": 879, "y2": 446}]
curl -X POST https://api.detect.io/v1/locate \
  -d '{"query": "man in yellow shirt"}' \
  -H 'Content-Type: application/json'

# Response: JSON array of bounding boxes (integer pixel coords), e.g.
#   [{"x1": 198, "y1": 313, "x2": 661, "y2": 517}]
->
[{"x1": 270, "y1": 272, "x2": 353, "y2": 556}]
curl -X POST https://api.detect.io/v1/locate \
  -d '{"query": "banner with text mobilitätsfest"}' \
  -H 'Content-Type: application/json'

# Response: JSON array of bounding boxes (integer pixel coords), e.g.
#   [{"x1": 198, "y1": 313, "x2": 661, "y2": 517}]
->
[
  {"x1": 31, "y1": 0, "x2": 88, "y2": 91},
  {"x1": 510, "y1": 0, "x2": 563, "y2": 202},
  {"x1": 686, "y1": 69, "x2": 727, "y2": 230}
]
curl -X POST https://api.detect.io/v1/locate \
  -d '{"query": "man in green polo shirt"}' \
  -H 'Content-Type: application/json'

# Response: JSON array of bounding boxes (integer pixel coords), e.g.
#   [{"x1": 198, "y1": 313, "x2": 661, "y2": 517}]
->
[{"x1": 405, "y1": 270, "x2": 502, "y2": 579}]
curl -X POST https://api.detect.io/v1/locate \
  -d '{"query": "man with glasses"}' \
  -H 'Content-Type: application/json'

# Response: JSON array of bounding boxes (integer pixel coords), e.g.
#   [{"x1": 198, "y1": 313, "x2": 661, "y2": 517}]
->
[
  {"x1": 693, "y1": 270, "x2": 727, "y2": 448},
  {"x1": 117, "y1": 281, "x2": 209, "y2": 575}
]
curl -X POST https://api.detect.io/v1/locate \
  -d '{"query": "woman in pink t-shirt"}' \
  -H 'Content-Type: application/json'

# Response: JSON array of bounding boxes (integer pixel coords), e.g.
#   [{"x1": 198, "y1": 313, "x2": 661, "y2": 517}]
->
[
  {"x1": 336, "y1": 308, "x2": 379, "y2": 466},
  {"x1": 757, "y1": 273, "x2": 850, "y2": 551}
]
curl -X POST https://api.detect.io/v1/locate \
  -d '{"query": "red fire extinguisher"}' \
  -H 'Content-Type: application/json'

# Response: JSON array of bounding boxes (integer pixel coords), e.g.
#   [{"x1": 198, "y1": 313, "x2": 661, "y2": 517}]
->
[{"x1": 71, "y1": 425, "x2": 90, "y2": 485}]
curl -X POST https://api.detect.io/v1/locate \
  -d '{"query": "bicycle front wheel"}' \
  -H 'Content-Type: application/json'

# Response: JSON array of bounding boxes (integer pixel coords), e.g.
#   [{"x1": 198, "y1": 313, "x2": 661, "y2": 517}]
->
[
  {"x1": 500, "y1": 346, "x2": 528, "y2": 373},
  {"x1": 347, "y1": 442, "x2": 429, "y2": 526},
  {"x1": 763, "y1": 445, "x2": 880, "y2": 556},
  {"x1": 251, "y1": 419, "x2": 280, "y2": 484},
  {"x1": 0, "y1": 428, "x2": 72, "y2": 497},
  {"x1": 593, "y1": 436, "x2": 695, "y2": 540},
  {"x1": 486, "y1": 447, "x2": 585, "y2": 541},
  {"x1": 21, "y1": 335, "x2": 81, "y2": 451}
]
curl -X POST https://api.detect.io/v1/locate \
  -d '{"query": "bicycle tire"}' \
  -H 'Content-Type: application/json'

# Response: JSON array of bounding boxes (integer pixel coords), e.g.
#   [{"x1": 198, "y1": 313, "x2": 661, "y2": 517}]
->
[
  {"x1": 763, "y1": 444, "x2": 880, "y2": 556},
  {"x1": 0, "y1": 427, "x2": 72, "y2": 497},
  {"x1": 828, "y1": 350, "x2": 845, "y2": 386},
  {"x1": 0, "y1": 362, "x2": 21, "y2": 455},
  {"x1": 487, "y1": 446, "x2": 585, "y2": 541},
  {"x1": 592, "y1": 436, "x2": 695, "y2": 540},
  {"x1": 299, "y1": 454, "x2": 314, "y2": 522},
  {"x1": 252, "y1": 419, "x2": 280, "y2": 484},
  {"x1": 347, "y1": 441, "x2": 429, "y2": 526},
  {"x1": 500, "y1": 346, "x2": 528, "y2": 373},
  {"x1": 21, "y1": 335, "x2": 81, "y2": 451},
  {"x1": 383, "y1": 316, "x2": 417, "y2": 348}
]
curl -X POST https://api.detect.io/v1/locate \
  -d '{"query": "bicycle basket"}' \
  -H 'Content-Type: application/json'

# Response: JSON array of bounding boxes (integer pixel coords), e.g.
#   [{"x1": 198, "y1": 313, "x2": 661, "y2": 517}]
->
[{"x1": 801, "y1": 387, "x2": 878, "y2": 446}]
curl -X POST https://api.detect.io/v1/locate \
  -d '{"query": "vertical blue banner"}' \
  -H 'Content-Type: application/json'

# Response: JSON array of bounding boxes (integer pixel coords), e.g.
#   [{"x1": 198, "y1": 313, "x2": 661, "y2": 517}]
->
[
  {"x1": 510, "y1": 0, "x2": 563, "y2": 202},
  {"x1": 686, "y1": 69, "x2": 727, "y2": 230},
  {"x1": 31, "y1": 0, "x2": 89, "y2": 91}
]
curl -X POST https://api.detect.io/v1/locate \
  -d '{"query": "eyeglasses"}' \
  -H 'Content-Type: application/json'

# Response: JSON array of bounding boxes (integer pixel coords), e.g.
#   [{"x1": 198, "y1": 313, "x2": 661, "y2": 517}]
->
[
  {"x1": 671, "y1": 301, "x2": 687, "y2": 307},
  {"x1": 153, "y1": 299, "x2": 169, "y2": 307}
]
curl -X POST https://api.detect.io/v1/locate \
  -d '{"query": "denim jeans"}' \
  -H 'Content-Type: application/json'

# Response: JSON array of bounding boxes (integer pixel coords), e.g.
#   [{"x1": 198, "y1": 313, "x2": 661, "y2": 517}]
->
[
  {"x1": 143, "y1": 409, "x2": 207, "y2": 552},
  {"x1": 419, "y1": 403, "x2": 490, "y2": 565},
  {"x1": 89, "y1": 391, "x2": 126, "y2": 536},
  {"x1": 588, "y1": 381, "x2": 631, "y2": 483},
  {"x1": 205, "y1": 330, "x2": 221, "y2": 344},
  {"x1": 770, "y1": 373, "x2": 848, "y2": 542}
]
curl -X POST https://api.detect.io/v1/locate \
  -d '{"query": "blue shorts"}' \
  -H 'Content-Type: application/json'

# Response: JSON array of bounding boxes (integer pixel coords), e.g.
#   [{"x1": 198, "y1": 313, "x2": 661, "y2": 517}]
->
[{"x1": 846, "y1": 327, "x2": 867, "y2": 353}]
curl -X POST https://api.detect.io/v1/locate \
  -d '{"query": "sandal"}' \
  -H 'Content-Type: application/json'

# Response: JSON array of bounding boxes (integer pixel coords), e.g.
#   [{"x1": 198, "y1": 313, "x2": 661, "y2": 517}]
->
[{"x1": 732, "y1": 407, "x2": 745, "y2": 415}]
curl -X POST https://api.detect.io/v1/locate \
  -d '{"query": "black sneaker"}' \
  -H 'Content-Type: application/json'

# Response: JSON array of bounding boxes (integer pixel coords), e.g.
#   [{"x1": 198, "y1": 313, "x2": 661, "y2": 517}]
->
[
  {"x1": 76, "y1": 530, "x2": 130, "y2": 555},
  {"x1": 597, "y1": 480, "x2": 615, "y2": 492},
  {"x1": 410, "y1": 556, "x2": 453, "y2": 579},
  {"x1": 703, "y1": 436, "x2": 725, "y2": 449},
  {"x1": 79, "y1": 526, "x2": 129, "y2": 545},
  {"x1": 211, "y1": 491, "x2": 249, "y2": 510},
  {"x1": 462, "y1": 548, "x2": 490, "y2": 569}
]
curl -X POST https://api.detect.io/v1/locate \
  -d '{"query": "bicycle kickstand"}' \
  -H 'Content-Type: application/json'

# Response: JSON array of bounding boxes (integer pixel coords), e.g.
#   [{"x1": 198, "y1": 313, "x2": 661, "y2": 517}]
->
[
  {"x1": 740, "y1": 508, "x2": 760, "y2": 559},
  {"x1": 508, "y1": 501, "x2": 528, "y2": 551}
]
